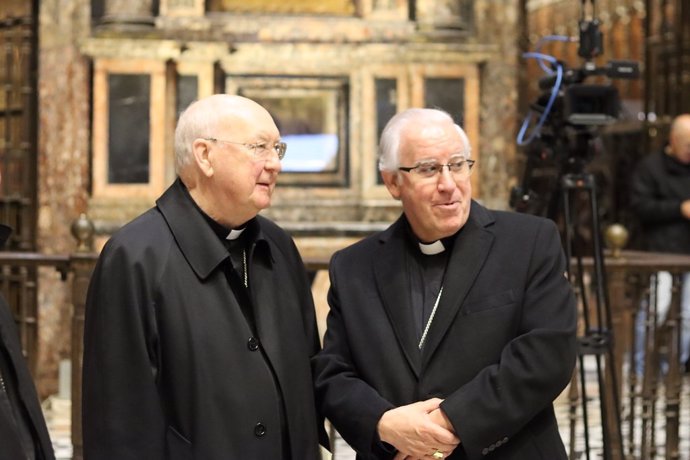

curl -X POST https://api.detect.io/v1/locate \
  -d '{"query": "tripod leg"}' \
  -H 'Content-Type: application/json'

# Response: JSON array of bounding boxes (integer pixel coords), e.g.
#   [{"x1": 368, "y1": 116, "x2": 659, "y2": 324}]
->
[
  {"x1": 587, "y1": 178, "x2": 625, "y2": 459},
  {"x1": 559, "y1": 173, "x2": 625, "y2": 459}
]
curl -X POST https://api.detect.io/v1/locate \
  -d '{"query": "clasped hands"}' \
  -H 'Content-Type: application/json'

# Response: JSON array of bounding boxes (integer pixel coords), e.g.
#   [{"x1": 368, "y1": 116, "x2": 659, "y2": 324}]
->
[{"x1": 377, "y1": 398, "x2": 460, "y2": 460}]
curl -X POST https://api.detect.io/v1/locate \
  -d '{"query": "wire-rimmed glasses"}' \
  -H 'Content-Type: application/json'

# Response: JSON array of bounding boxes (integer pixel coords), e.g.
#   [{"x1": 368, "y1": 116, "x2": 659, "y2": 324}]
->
[
  {"x1": 398, "y1": 155, "x2": 475, "y2": 180},
  {"x1": 203, "y1": 137, "x2": 287, "y2": 161}
]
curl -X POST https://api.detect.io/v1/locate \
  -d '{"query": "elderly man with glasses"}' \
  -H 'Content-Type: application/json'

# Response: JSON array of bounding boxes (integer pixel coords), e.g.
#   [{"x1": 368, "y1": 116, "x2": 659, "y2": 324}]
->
[
  {"x1": 83, "y1": 94, "x2": 325, "y2": 459},
  {"x1": 313, "y1": 108, "x2": 577, "y2": 459}
]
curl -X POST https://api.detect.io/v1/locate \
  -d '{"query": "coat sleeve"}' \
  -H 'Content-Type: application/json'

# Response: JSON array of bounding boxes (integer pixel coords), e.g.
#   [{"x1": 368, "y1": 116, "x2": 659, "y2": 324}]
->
[
  {"x1": 82, "y1": 239, "x2": 166, "y2": 460},
  {"x1": 312, "y1": 251, "x2": 396, "y2": 459},
  {"x1": 286, "y1": 237, "x2": 331, "y2": 451},
  {"x1": 440, "y1": 218, "x2": 577, "y2": 456},
  {"x1": 0, "y1": 297, "x2": 56, "y2": 460}
]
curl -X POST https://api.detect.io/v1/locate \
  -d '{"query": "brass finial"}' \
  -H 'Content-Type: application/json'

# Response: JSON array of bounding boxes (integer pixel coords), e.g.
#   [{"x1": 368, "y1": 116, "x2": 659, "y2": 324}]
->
[
  {"x1": 604, "y1": 223, "x2": 629, "y2": 258},
  {"x1": 71, "y1": 213, "x2": 95, "y2": 252}
]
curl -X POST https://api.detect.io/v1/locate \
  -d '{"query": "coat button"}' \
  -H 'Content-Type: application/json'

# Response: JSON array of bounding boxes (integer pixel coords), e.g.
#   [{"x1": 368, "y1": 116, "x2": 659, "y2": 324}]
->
[
  {"x1": 254, "y1": 422, "x2": 266, "y2": 437},
  {"x1": 481, "y1": 448, "x2": 489, "y2": 455},
  {"x1": 247, "y1": 337, "x2": 260, "y2": 351}
]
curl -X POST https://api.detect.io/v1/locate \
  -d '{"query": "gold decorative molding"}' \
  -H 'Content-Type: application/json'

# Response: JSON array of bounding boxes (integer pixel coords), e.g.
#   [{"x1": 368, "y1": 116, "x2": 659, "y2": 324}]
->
[{"x1": 208, "y1": 0, "x2": 356, "y2": 15}]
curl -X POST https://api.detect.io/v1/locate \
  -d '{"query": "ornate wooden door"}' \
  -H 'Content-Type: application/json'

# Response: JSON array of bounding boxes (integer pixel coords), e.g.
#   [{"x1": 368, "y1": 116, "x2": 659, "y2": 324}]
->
[{"x1": 0, "y1": 0, "x2": 39, "y2": 372}]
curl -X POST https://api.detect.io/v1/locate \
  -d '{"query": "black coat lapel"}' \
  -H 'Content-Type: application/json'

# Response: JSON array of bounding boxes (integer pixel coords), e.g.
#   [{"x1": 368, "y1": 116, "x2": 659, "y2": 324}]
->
[
  {"x1": 421, "y1": 203, "x2": 495, "y2": 368},
  {"x1": 373, "y1": 219, "x2": 422, "y2": 377}
]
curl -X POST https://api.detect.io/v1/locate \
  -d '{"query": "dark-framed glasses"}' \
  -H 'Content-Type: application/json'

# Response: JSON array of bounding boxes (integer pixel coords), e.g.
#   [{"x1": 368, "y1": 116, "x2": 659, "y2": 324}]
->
[
  {"x1": 398, "y1": 156, "x2": 475, "y2": 179},
  {"x1": 203, "y1": 137, "x2": 287, "y2": 161}
]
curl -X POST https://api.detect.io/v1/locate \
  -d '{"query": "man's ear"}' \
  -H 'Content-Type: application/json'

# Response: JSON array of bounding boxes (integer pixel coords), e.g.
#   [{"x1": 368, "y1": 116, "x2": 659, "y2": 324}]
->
[
  {"x1": 192, "y1": 138, "x2": 214, "y2": 177},
  {"x1": 381, "y1": 170, "x2": 402, "y2": 200}
]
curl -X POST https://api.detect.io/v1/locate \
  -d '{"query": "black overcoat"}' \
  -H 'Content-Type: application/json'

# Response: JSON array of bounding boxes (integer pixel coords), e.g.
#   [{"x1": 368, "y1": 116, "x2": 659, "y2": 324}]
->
[
  {"x1": 630, "y1": 151, "x2": 690, "y2": 254},
  {"x1": 0, "y1": 225, "x2": 55, "y2": 460},
  {"x1": 313, "y1": 202, "x2": 577, "y2": 460},
  {"x1": 82, "y1": 179, "x2": 322, "y2": 459}
]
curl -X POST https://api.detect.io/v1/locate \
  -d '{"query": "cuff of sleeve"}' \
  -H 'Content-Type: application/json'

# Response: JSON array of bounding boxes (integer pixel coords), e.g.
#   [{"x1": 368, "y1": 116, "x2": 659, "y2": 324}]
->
[{"x1": 371, "y1": 410, "x2": 397, "y2": 459}]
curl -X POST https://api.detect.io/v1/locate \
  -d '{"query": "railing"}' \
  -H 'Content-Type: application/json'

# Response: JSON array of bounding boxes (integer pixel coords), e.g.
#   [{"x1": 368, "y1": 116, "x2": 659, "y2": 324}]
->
[
  {"x1": 557, "y1": 247, "x2": 690, "y2": 460},
  {"x1": 604, "y1": 251, "x2": 690, "y2": 460},
  {"x1": 0, "y1": 215, "x2": 97, "y2": 460},
  {"x1": 1, "y1": 220, "x2": 689, "y2": 460}
]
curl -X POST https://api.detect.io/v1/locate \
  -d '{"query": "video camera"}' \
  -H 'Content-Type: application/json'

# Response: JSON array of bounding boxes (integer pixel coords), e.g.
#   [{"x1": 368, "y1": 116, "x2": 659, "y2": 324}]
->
[{"x1": 510, "y1": 0, "x2": 639, "y2": 214}]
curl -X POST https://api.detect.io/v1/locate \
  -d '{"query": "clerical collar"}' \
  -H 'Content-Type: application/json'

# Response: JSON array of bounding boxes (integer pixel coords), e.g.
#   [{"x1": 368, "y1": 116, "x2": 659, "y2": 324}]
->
[
  {"x1": 226, "y1": 228, "x2": 246, "y2": 241},
  {"x1": 179, "y1": 182, "x2": 254, "y2": 245},
  {"x1": 418, "y1": 240, "x2": 445, "y2": 255}
]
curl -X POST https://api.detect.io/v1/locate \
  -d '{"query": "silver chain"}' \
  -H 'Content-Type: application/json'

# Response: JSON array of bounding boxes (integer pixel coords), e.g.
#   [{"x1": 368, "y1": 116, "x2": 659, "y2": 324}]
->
[
  {"x1": 242, "y1": 249, "x2": 248, "y2": 288},
  {"x1": 418, "y1": 286, "x2": 443, "y2": 349}
]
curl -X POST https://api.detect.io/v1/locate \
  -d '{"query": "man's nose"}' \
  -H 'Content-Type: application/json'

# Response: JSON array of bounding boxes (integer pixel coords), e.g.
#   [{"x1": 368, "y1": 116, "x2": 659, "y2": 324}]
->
[
  {"x1": 263, "y1": 154, "x2": 282, "y2": 173},
  {"x1": 437, "y1": 166, "x2": 455, "y2": 189}
]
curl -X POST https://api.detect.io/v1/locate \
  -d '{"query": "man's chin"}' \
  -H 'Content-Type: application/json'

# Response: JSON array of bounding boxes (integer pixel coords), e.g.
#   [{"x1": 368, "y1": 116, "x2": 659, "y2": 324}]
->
[{"x1": 253, "y1": 196, "x2": 273, "y2": 211}]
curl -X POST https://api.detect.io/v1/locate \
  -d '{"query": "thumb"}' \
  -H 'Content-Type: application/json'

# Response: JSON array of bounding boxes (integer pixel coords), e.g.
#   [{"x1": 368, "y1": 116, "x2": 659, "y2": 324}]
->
[{"x1": 418, "y1": 397, "x2": 443, "y2": 412}]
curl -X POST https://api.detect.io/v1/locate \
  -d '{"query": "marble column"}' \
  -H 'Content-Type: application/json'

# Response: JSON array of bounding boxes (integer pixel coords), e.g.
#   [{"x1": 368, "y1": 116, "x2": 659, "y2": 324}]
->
[
  {"x1": 475, "y1": 0, "x2": 521, "y2": 209},
  {"x1": 36, "y1": 0, "x2": 91, "y2": 398}
]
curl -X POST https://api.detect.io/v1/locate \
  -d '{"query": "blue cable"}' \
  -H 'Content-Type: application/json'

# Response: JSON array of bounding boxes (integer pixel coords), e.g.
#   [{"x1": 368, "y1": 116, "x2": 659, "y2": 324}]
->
[
  {"x1": 534, "y1": 35, "x2": 575, "y2": 73},
  {"x1": 517, "y1": 52, "x2": 563, "y2": 146}
]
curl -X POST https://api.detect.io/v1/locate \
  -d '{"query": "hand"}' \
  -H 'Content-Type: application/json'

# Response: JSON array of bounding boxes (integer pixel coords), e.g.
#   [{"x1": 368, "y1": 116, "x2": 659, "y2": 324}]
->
[
  {"x1": 378, "y1": 399, "x2": 460, "y2": 458},
  {"x1": 681, "y1": 199, "x2": 690, "y2": 220},
  {"x1": 428, "y1": 408, "x2": 458, "y2": 439}
]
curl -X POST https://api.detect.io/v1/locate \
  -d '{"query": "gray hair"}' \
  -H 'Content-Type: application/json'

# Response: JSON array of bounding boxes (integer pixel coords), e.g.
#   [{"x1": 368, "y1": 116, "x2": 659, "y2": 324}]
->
[
  {"x1": 377, "y1": 108, "x2": 472, "y2": 172},
  {"x1": 174, "y1": 95, "x2": 228, "y2": 174}
]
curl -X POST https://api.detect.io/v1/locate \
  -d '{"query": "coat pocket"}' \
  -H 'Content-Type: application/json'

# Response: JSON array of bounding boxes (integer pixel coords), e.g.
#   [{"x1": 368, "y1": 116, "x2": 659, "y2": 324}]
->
[
  {"x1": 462, "y1": 289, "x2": 516, "y2": 315},
  {"x1": 166, "y1": 425, "x2": 192, "y2": 460}
]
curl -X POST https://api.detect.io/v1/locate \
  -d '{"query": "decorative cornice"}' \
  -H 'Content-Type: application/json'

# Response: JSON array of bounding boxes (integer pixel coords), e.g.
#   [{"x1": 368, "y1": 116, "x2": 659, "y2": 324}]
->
[
  {"x1": 80, "y1": 37, "x2": 182, "y2": 59},
  {"x1": 79, "y1": 35, "x2": 499, "y2": 62}
]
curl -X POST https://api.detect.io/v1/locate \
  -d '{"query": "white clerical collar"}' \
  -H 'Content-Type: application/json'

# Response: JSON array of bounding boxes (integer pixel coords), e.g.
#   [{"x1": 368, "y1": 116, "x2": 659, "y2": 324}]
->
[
  {"x1": 418, "y1": 240, "x2": 445, "y2": 255},
  {"x1": 226, "y1": 228, "x2": 246, "y2": 241}
]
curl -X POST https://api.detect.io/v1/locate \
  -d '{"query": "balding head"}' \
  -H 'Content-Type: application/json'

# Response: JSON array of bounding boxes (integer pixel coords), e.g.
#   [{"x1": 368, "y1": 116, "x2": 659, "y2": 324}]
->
[
  {"x1": 173, "y1": 94, "x2": 283, "y2": 228},
  {"x1": 669, "y1": 114, "x2": 690, "y2": 164},
  {"x1": 174, "y1": 95, "x2": 276, "y2": 176}
]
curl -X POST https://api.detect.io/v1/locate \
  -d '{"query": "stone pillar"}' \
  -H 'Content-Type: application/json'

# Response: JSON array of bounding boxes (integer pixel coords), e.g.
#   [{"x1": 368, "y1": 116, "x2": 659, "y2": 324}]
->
[
  {"x1": 37, "y1": 0, "x2": 92, "y2": 397},
  {"x1": 475, "y1": 0, "x2": 520, "y2": 209}
]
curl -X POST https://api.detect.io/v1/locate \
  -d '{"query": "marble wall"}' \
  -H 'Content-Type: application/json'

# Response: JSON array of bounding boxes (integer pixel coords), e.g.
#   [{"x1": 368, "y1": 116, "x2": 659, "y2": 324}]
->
[{"x1": 36, "y1": 0, "x2": 91, "y2": 397}]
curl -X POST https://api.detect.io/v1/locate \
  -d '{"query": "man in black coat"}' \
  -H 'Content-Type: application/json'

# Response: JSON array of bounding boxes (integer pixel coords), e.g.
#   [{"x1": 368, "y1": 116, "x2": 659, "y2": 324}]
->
[
  {"x1": 631, "y1": 113, "x2": 690, "y2": 254},
  {"x1": 1, "y1": 205, "x2": 55, "y2": 460},
  {"x1": 82, "y1": 95, "x2": 324, "y2": 459},
  {"x1": 313, "y1": 108, "x2": 577, "y2": 459},
  {"x1": 630, "y1": 113, "x2": 690, "y2": 371}
]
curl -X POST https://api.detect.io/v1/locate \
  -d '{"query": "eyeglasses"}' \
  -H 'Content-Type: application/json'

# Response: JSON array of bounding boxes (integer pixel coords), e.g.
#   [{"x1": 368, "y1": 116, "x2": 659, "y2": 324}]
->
[
  {"x1": 203, "y1": 138, "x2": 287, "y2": 161},
  {"x1": 398, "y1": 156, "x2": 475, "y2": 179}
]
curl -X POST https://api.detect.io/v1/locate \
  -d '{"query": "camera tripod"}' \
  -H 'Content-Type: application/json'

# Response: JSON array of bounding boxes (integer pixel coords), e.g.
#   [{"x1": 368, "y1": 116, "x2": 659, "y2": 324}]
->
[{"x1": 558, "y1": 171, "x2": 624, "y2": 460}]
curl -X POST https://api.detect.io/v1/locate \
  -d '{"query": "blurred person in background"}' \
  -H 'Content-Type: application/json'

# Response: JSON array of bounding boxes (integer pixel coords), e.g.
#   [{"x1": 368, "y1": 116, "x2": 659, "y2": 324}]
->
[{"x1": 631, "y1": 113, "x2": 690, "y2": 374}]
